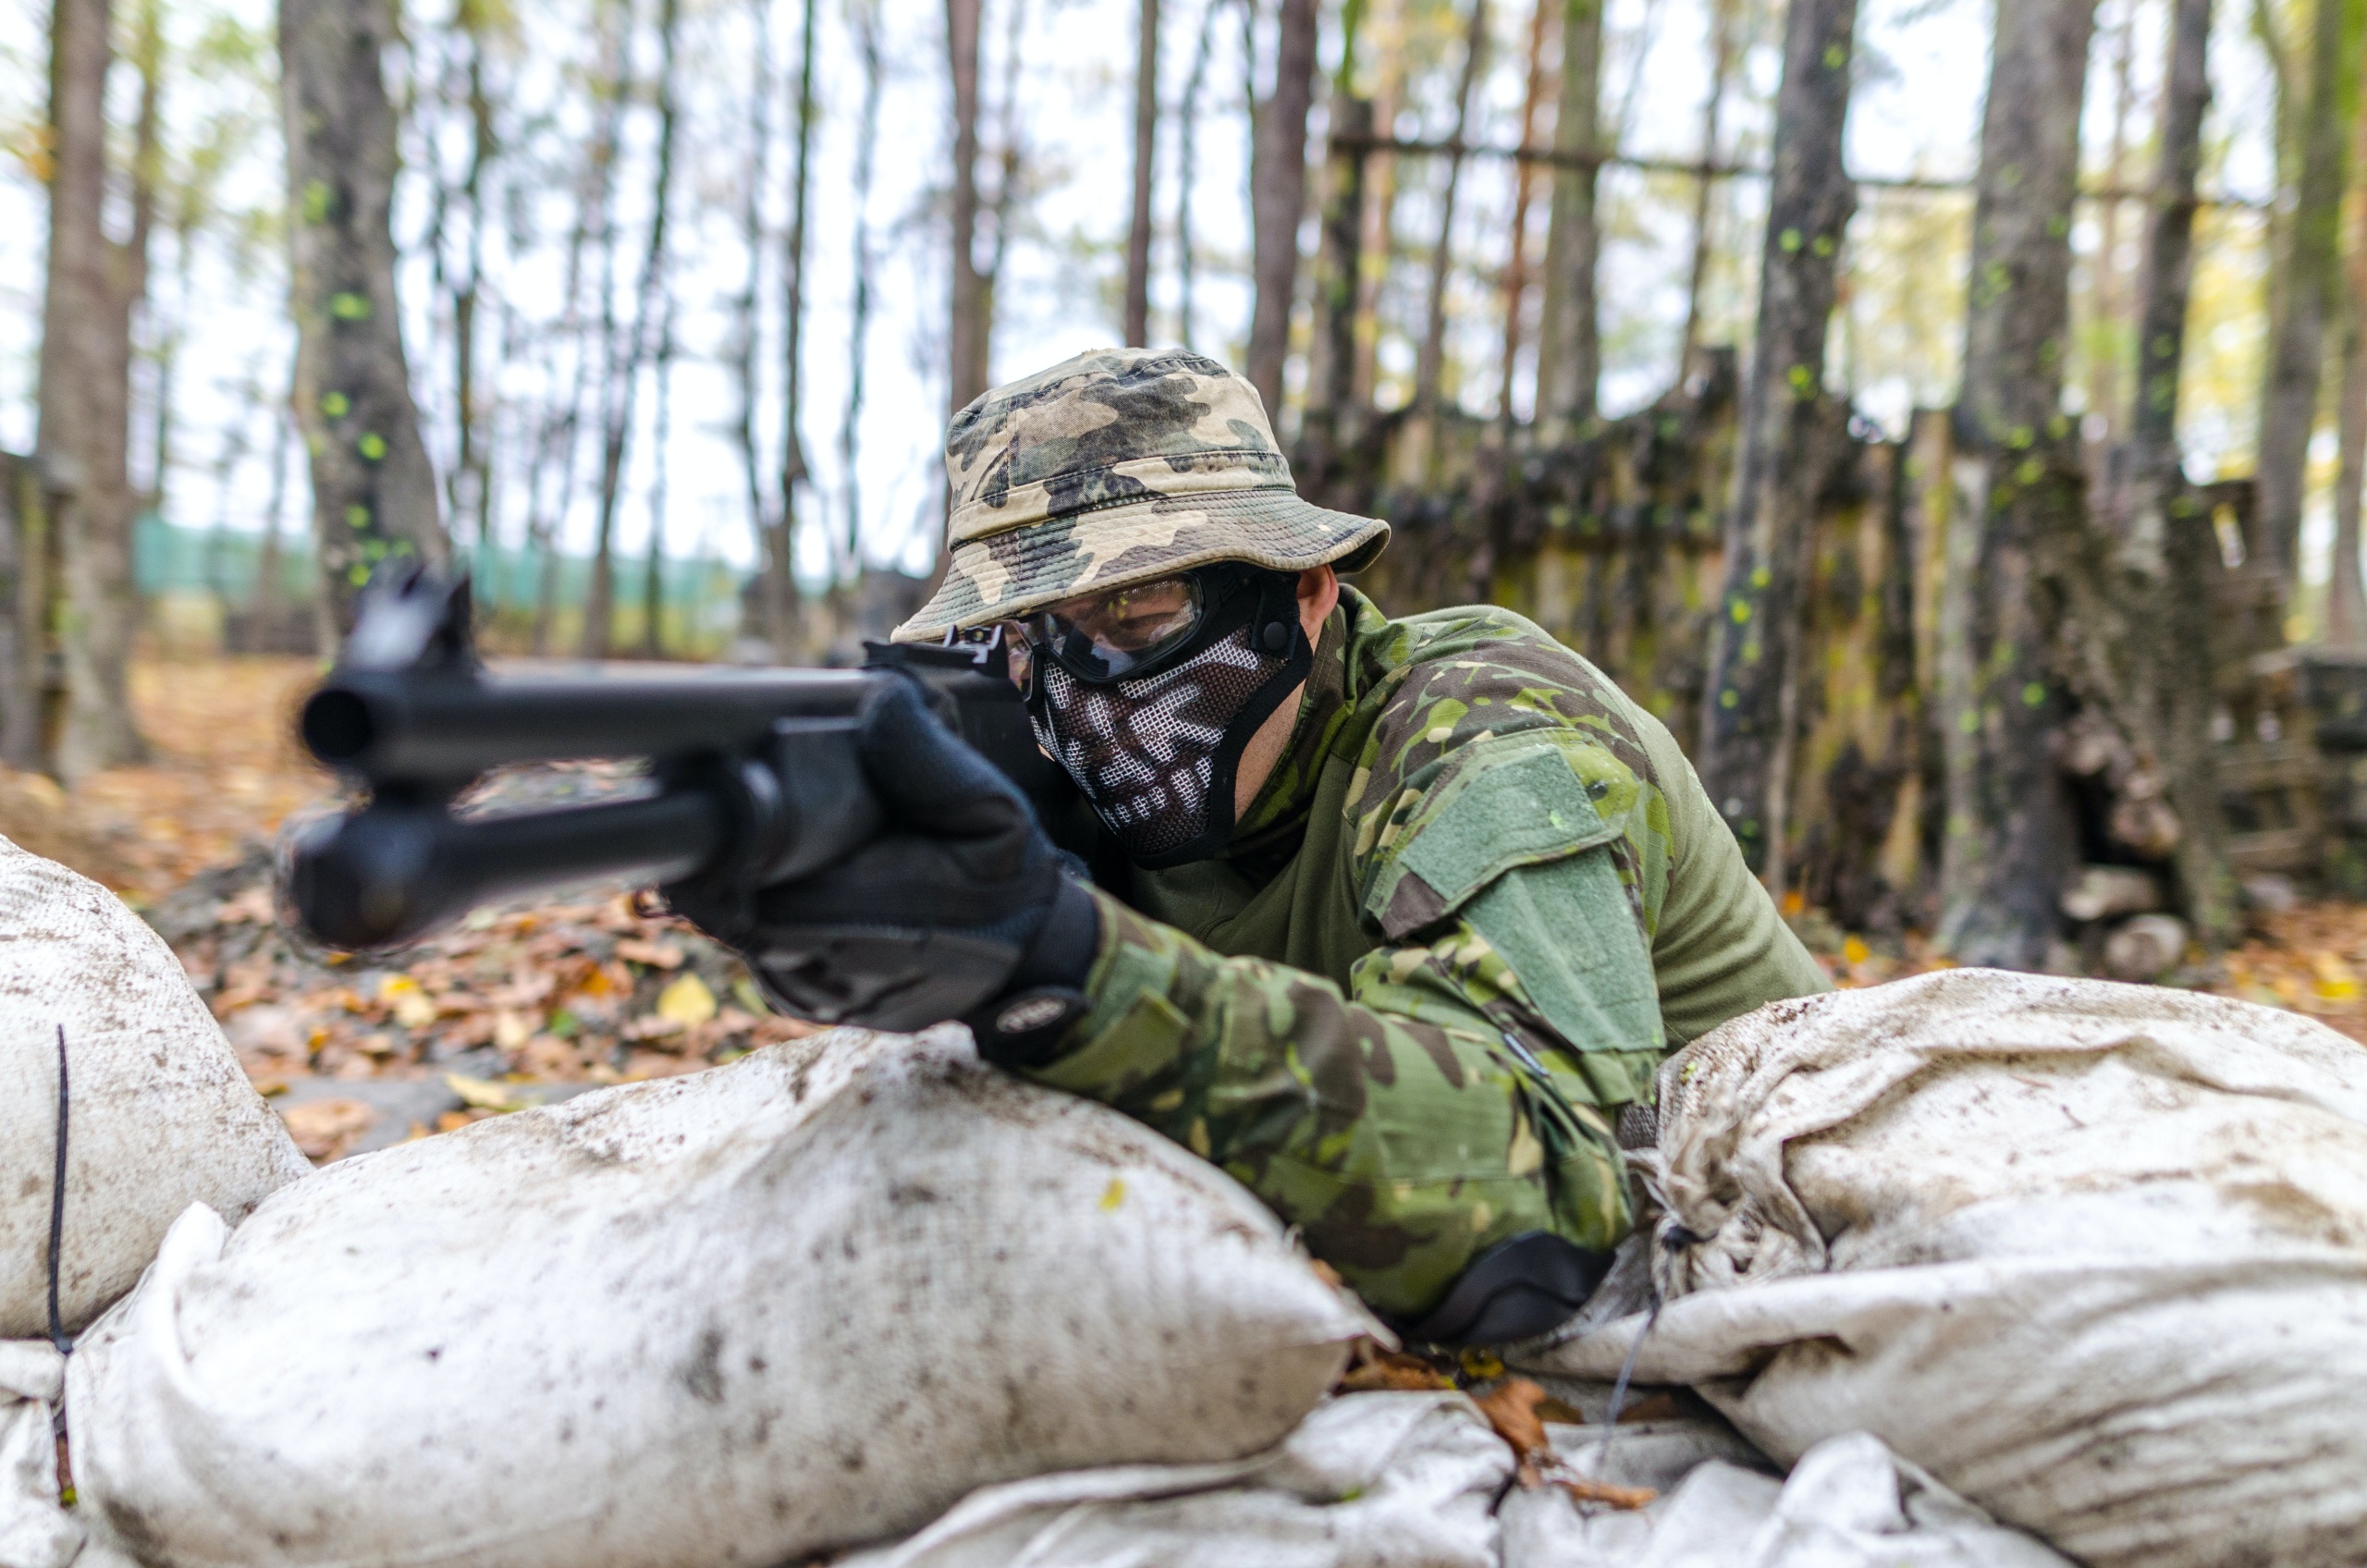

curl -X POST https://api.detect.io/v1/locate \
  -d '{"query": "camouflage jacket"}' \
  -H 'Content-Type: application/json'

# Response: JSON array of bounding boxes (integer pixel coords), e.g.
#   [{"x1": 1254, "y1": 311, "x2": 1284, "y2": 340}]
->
[{"x1": 1014, "y1": 588, "x2": 1826, "y2": 1324}]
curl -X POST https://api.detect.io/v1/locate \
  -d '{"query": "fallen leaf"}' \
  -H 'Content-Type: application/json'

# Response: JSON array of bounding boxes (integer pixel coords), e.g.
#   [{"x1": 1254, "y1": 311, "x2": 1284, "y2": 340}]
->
[
  {"x1": 1556, "y1": 1477, "x2": 1657, "y2": 1511},
  {"x1": 1475, "y1": 1377, "x2": 1552, "y2": 1464},
  {"x1": 379, "y1": 974, "x2": 439, "y2": 1029},
  {"x1": 1334, "y1": 1340, "x2": 1455, "y2": 1393},
  {"x1": 444, "y1": 1072, "x2": 524, "y2": 1112},
  {"x1": 278, "y1": 1098, "x2": 374, "y2": 1161},
  {"x1": 656, "y1": 973, "x2": 717, "y2": 1026},
  {"x1": 616, "y1": 937, "x2": 686, "y2": 970}
]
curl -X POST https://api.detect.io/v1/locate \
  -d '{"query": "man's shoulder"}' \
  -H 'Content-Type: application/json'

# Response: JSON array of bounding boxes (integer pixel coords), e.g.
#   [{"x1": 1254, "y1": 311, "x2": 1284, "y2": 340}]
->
[
  {"x1": 1339, "y1": 594, "x2": 1664, "y2": 795},
  {"x1": 1330, "y1": 593, "x2": 1687, "y2": 937}
]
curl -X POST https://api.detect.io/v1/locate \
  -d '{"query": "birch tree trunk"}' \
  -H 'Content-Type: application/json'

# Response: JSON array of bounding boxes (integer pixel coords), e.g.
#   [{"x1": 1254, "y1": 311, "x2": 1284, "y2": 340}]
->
[
  {"x1": 41, "y1": 0, "x2": 152, "y2": 776},
  {"x1": 1534, "y1": 0, "x2": 1602, "y2": 439},
  {"x1": 948, "y1": 0, "x2": 990, "y2": 411},
  {"x1": 2251, "y1": 0, "x2": 2362, "y2": 579},
  {"x1": 282, "y1": 0, "x2": 446, "y2": 640},
  {"x1": 1936, "y1": 0, "x2": 2098, "y2": 967},
  {"x1": 1125, "y1": 0, "x2": 1159, "y2": 345},
  {"x1": 1246, "y1": 0, "x2": 1319, "y2": 416},
  {"x1": 1695, "y1": 0, "x2": 1857, "y2": 885}
]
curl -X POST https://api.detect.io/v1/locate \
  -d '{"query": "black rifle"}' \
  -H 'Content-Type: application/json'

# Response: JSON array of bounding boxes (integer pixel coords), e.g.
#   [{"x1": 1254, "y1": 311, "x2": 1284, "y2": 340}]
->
[{"x1": 285, "y1": 566, "x2": 1051, "y2": 950}]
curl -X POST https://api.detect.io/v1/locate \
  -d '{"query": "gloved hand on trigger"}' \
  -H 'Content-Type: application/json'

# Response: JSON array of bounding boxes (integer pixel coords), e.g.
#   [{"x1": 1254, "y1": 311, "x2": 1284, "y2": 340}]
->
[{"x1": 665, "y1": 675, "x2": 1098, "y2": 1055}]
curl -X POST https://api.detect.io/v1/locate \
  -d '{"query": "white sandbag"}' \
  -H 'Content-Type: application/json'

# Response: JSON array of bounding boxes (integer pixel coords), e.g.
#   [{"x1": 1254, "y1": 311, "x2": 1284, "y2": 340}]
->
[
  {"x1": 1521, "y1": 969, "x2": 2367, "y2": 1568},
  {"x1": 0, "y1": 839, "x2": 309, "y2": 1339},
  {"x1": 1500, "y1": 1430, "x2": 2075, "y2": 1568},
  {"x1": 0, "y1": 1341, "x2": 82, "y2": 1568},
  {"x1": 838, "y1": 1391, "x2": 1510, "y2": 1568},
  {"x1": 64, "y1": 1025, "x2": 1375, "y2": 1568}
]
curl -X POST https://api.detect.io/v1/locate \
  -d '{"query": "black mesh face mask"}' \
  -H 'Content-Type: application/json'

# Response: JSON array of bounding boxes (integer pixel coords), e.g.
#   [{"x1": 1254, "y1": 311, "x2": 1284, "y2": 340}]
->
[{"x1": 1025, "y1": 570, "x2": 1312, "y2": 867}]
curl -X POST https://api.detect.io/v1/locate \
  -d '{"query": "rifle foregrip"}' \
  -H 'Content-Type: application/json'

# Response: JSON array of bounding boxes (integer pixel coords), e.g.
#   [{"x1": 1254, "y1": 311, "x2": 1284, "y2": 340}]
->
[{"x1": 288, "y1": 790, "x2": 732, "y2": 949}]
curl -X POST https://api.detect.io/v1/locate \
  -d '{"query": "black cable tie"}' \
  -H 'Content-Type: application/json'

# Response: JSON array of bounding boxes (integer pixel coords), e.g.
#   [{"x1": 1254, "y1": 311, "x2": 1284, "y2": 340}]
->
[{"x1": 47, "y1": 1023, "x2": 72, "y2": 1359}]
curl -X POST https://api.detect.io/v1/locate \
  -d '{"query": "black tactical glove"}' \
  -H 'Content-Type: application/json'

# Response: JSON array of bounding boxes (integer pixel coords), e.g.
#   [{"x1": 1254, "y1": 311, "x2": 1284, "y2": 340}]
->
[{"x1": 666, "y1": 674, "x2": 1098, "y2": 1052}]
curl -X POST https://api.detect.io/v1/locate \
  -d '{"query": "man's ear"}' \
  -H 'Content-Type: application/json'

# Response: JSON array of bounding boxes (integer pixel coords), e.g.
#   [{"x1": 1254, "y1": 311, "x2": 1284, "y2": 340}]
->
[{"x1": 1296, "y1": 566, "x2": 1341, "y2": 641}]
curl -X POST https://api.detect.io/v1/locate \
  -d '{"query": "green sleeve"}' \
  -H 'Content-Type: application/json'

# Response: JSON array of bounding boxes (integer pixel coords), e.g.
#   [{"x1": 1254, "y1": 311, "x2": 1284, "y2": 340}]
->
[
  {"x1": 1016, "y1": 887, "x2": 1633, "y2": 1323},
  {"x1": 1629, "y1": 708, "x2": 1832, "y2": 1045}
]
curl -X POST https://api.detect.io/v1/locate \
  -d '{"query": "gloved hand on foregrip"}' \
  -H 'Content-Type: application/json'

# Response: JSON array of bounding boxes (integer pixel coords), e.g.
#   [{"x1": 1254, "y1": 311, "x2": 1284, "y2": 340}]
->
[{"x1": 665, "y1": 675, "x2": 1098, "y2": 1050}]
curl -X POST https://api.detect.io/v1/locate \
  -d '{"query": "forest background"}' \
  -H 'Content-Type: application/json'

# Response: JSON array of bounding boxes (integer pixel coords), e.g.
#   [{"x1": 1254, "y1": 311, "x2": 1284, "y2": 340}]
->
[{"x1": 0, "y1": 0, "x2": 2363, "y2": 985}]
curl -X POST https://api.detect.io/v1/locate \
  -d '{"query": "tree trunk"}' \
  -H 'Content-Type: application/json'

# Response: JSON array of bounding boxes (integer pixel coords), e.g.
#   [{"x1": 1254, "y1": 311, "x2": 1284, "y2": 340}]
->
[
  {"x1": 282, "y1": 0, "x2": 446, "y2": 642},
  {"x1": 2329, "y1": 98, "x2": 2367, "y2": 648},
  {"x1": 2090, "y1": 0, "x2": 2232, "y2": 945},
  {"x1": 1246, "y1": 0, "x2": 1318, "y2": 417},
  {"x1": 1695, "y1": 0, "x2": 1857, "y2": 885},
  {"x1": 1676, "y1": 0, "x2": 1740, "y2": 364},
  {"x1": 840, "y1": 0, "x2": 885, "y2": 613},
  {"x1": 2251, "y1": 0, "x2": 2363, "y2": 580},
  {"x1": 1301, "y1": 96, "x2": 1369, "y2": 472},
  {"x1": 948, "y1": 0, "x2": 989, "y2": 411},
  {"x1": 1935, "y1": 0, "x2": 2098, "y2": 967},
  {"x1": 251, "y1": 379, "x2": 292, "y2": 644},
  {"x1": 2082, "y1": 0, "x2": 2135, "y2": 446},
  {"x1": 782, "y1": 0, "x2": 819, "y2": 573},
  {"x1": 587, "y1": 0, "x2": 683, "y2": 657},
  {"x1": 1495, "y1": 0, "x2": 1555, "y2": 429},
  {"x1": 1174, "y1": 0, "x2": 1225, "y2": 350},
  {"x1": 0, "y1": 452, "x2": 36, "y2": 768},
  {"x1": 451, "y1": 0, "x2": 497, "y2": 550},
  {"x1": 641, "y1": 297, "x2": 676, "y2": 657},
  {"x1": 730, "y1": 0, "x2": 782, "y2": 654},
  {"x1": 41, "y1": 0, "x2": 155, "y2": 778},
  {"x1": 1125, "y1": 0, "x2": 1159, "y2": 345},
  {"x1": 1412, "y1": 0, "x2": 1490, "y2": 451},
  {"x1": 1534, "y1": 0, "x2": 1602, "y2": 438}
]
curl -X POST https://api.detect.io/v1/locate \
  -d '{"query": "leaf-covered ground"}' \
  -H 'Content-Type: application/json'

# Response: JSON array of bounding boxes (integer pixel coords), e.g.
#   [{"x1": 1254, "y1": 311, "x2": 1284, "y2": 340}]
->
[
  {"x1": 9, "y1": 652, "x2": 2365, "y2": 1162},
  {"x1": 2, "y1": 654, "x2": 814, "y2": 1161}
]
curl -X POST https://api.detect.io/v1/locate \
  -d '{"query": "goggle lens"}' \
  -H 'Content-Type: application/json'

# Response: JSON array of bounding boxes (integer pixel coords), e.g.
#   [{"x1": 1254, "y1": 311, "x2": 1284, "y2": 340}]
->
[{"x1": 994, "y1": 573, "x2": 1209, "y2": 691}]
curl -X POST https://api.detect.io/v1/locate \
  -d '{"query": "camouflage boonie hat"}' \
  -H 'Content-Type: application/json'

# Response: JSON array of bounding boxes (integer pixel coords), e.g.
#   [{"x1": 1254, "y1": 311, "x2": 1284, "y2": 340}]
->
[{"x1": 892, "y1": 347, "x2": 1389, "y2": 641}]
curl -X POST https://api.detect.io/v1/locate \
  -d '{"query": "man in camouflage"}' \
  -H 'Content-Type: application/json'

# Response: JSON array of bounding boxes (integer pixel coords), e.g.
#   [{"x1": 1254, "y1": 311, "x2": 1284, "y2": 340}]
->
[{"x1": 705, "y1": 348, "x2": 1824, "y2": 1344}]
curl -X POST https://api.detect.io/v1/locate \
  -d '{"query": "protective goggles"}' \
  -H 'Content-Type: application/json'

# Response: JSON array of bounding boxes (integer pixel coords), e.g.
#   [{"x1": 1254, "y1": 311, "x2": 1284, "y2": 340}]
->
[{"x1": 987, "y1": 566, "x2": 1282, "y2": 696}]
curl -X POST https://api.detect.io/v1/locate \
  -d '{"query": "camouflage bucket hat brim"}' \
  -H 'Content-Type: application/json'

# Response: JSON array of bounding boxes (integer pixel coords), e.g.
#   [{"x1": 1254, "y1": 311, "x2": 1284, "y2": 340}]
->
[{"x1": 894, "y1": 348, "x2": 1389, "y2": 641}]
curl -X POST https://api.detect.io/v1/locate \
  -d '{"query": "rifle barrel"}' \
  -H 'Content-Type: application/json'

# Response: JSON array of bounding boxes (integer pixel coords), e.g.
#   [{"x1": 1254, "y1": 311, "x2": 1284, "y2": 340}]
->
[{"x1": 302, "y1": 666, "x2": 877, "y2": 783}]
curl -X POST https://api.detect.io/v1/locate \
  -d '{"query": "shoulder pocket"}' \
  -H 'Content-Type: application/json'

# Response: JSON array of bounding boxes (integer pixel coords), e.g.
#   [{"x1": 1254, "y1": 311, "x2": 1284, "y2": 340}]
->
[{"x1": 1366, "y1": 740, "x2": 1626, "y2": 939}]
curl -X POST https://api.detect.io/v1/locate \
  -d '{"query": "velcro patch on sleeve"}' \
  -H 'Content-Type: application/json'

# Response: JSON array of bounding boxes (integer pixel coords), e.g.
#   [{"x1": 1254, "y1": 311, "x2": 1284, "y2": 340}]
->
[{"x1": 1372, "y1": 741, "x2": 1625, "y2": 937}]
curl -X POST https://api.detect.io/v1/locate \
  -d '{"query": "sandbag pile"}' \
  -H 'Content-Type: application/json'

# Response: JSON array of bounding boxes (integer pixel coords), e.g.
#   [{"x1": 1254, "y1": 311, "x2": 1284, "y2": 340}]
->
[
  {"x1": 55, "y1": 1023, "x2": 1373, "y2": 1568},
  {"x1": 0, "y1": 837, "x2": 309, "y2": 1340},
  {"x1": 1523, "y1": 968, "x2": 2367, "y2": 1568}
]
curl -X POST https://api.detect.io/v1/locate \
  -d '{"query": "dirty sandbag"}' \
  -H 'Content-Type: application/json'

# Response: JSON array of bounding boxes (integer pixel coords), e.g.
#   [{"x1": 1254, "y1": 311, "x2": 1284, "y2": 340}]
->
[
  {"x1": 1522, "y1": 970, "x2": 2367, "y2": 1568},
  {"x1": 0, "y1": 839, "x2": 309, "y2": 1340},
  {"x1": 0, "y1": 1341, "x2": 81, "y2": 1568},
  {"x1": 1499, "y1": 1430, "x2": 2073, "y2": 1568},
  {"x1": 64, "y1": 1025, "x2": 1376, "y2": 1568},
  {"x1": 838, "y1": 1390, "x2": 1510, "y2": 1568}
]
